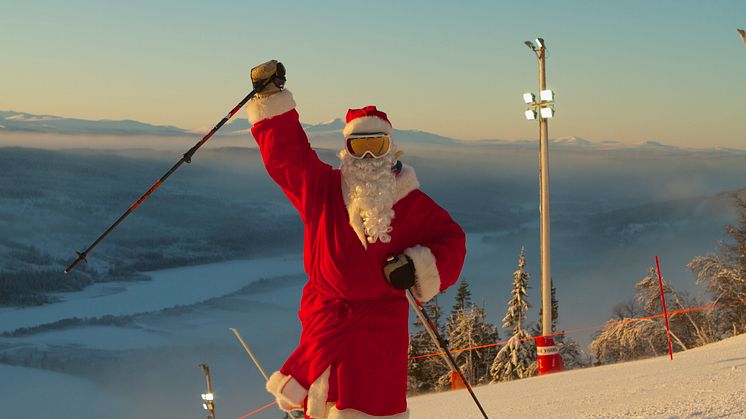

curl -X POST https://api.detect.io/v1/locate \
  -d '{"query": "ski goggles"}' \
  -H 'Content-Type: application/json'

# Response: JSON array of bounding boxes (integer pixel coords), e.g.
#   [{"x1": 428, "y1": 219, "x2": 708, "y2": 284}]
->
[{"x1": 345, "y1": 133, "x2": 392, "y2": 159}]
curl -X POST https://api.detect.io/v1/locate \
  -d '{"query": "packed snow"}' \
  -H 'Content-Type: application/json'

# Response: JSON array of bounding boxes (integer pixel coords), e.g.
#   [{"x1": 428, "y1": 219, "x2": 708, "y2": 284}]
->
[{"x1": 407, "y1": 333, "x2": 746, "y2": 418}]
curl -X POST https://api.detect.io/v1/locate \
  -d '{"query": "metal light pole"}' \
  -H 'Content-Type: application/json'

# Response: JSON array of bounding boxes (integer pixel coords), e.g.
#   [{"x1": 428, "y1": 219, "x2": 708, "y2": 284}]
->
[
  {"x1": 523, "y1": 37, "x2": 553, "y2": 336},
  {"x1": 537, "y1": 41, "x2": 552, "y2": 338},
  {"x1": 523, "y1": 37, "x2": 563, "y2": 374}
]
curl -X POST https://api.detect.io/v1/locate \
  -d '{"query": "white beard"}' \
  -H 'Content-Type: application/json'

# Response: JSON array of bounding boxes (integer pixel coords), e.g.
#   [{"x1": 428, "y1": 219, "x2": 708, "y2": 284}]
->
[{"x1": 339, "y1": 146, "x2": 398, "y2": 245}]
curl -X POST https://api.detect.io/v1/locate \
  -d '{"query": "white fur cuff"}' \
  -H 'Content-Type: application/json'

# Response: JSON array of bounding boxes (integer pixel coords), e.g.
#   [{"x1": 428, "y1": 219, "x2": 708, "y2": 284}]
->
[
  {"x1": 266, "y1": 371, "x2": 307, "y2": 412},
  {"x1": 403, "y1": 245, "x2": 441, "y2": 303},
  {"x1": 247, "y1": 89, "x2": 296, "y2": 124}
]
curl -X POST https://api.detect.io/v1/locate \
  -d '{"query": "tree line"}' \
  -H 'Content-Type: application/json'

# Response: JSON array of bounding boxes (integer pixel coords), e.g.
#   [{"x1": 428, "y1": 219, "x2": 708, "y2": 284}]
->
[
  {"x1": 408, "y1": 194, "x2": 746, "y2": 394},
  {"x1": 407, "y1": 247, "x2": 588, "y2": 395}
]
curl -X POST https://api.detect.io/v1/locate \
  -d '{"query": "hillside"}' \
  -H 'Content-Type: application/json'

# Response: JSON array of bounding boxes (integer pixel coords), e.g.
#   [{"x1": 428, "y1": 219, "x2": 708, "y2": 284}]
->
[{"x1": 407, "y1": 333, "x2": 746, "y2": 418}]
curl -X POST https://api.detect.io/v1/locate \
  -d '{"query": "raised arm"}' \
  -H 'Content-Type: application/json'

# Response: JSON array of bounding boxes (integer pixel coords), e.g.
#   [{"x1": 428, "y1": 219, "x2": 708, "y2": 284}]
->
[{"x1": 247, "y1": 60, "x2": 332, "y2": 221}]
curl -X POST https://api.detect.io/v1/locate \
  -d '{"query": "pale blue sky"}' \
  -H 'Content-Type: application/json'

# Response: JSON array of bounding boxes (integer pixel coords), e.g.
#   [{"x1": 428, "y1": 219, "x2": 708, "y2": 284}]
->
[{"x1": 2, "y1": 0, "x2": 745, "y2": 147}]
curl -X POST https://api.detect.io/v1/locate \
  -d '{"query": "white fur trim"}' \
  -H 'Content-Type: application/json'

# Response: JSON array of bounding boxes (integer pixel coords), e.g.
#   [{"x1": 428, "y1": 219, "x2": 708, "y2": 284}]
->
[
  {"x1": 307, "y1": 367, "x2": 331, "y2": 418},
  {"x1": 403, "y1": 245, "x2": 441, "y2": 303},
  {"x1": 247, "y1": 89, "x2": 296, "y2": 124},
  {"x1": 343, "y1": 115, "x2": 392, "y2": 137},
  {"x1": 327, "y1": 405, "x2": 409, "y2": 419},
  {"x1": 266, "y1": 371, "x2": 306, "y2": 412},
  {"x1": 267, "y1": 370, "x2": 408, "y2": 418}
]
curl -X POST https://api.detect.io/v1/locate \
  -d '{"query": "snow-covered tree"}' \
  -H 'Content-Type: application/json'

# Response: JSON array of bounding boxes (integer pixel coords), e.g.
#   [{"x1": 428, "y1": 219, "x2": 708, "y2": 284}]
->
[
  {"x1": 688, "y1": 194, "x2": 746, "y2": 336},
  {"x1": 445, "y1": 301, "x2": 498, "y2": 385},
  {"x1": 490, "y1": 247, "x2": 537, "y2": 382},
  {"x1": 590, "y1": 317, "x2": 667, "y2": 364},
  {"x1": 408, "y1": 297, "x2": 448, "y2": 394},
  {"x1": 502, "y1": 249, "x2": 530, "y2": 335},
  {"x1": 592, "y1": 266, "x2": 715, "y2": 364},
  {"x1": 637, "y1": 266, "x2": 714, "y2": 349},
  {"x1": 557, "y1": 337, "x2": 590, "y2": 369}
]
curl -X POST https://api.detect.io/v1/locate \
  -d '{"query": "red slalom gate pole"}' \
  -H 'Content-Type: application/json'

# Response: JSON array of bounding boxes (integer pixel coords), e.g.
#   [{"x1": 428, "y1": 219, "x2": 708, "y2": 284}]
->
[
  {"x1": 655, "y1": 256, "x2": 674, "y2": 360},
  {"x1": 64, "y1": 79, "x2": 274, "y2": 274}
]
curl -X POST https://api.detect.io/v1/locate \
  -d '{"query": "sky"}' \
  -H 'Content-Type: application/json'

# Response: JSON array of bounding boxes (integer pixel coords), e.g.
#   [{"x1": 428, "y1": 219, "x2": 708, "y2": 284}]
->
[{"x1": 2, "y1": 0, "x2": 745, "y2": 148}]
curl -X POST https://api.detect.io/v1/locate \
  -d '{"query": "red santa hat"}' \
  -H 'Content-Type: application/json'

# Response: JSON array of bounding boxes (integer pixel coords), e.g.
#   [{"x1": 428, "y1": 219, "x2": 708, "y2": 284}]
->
[{"x1": 343, "y1": 106, "x2": 392, "y2": 138}]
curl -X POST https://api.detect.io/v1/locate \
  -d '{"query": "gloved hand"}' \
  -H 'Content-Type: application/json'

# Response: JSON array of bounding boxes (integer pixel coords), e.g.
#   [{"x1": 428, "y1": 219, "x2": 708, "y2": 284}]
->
[
  {"x1": 383, "y1": 254, "x2": 416, "y2": 290},
  {"x1": 250, "y1": 59, "x2": 286, "y2": 98}
]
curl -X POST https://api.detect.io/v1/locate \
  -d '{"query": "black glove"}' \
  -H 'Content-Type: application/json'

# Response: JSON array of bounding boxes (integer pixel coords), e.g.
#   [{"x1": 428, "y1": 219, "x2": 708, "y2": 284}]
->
[
  {"x1": 384, "y1": 254, "x2": 416, "y2": 290},
  {"x1": 250, "y1": 59, "x2": 287, "y2": 97}
]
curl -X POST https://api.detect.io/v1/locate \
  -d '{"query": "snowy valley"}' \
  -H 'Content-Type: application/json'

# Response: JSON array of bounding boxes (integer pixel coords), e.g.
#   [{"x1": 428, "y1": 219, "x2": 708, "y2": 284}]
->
[{"x1": 1, "y1": 113, "x2": 745, "y2": 418}]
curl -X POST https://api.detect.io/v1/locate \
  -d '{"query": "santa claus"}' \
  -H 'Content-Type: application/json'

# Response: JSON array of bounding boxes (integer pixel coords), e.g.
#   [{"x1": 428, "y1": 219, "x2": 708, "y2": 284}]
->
[{"x1": 247, "y1": 60, "x2": 466, "y2": 419}]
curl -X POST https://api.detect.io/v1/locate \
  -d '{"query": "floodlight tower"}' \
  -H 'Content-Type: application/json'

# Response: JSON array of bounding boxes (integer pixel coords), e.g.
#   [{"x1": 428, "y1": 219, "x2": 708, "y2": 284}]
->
[{"x1": 523, "y1": 37, "x2": 563, "y2": 374}]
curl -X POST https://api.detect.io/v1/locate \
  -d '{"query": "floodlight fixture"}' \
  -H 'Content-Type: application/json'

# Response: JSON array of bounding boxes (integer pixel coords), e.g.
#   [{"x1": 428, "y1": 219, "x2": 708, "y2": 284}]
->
[
  {"x1": 540, "y1": 90, "x2": 554, "y2": 102},
  {"x1": 535, "y1": 38, "x2": 545, "y2": 48},
  {"x1": 524, "y1": 41, "x2": 536, "y2": 50},
  {"x1": 540, "y1": 107, "x2": 554, "y2": 119},
  {"x1": 201, "y1": 393, "x2": 214, "y2": 401},
  {"x1": 523, "y1": 93, "x2": 535, "y2": 104},
  {"x1": 203, "y1": 403, "x2": 209, "y2": 410},
  {"x1": 525, "y1": 110, "x2": 537, "y2": 120}
]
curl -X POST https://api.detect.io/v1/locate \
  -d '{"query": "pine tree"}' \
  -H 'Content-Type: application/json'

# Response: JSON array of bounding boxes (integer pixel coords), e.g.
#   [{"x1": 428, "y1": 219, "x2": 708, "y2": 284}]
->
[
  {"x1": 452, "y1": 278, "x2": 472, "y2": 313},
  {"x1": 445, "y1": 296, "x2": 499, "y2": 386},
  {"x1": 490, "y1": 247, "x2": 537, "y2": 382},
  {"x1": 502, "y1": 250, "x2": 530, "y2": 336}
]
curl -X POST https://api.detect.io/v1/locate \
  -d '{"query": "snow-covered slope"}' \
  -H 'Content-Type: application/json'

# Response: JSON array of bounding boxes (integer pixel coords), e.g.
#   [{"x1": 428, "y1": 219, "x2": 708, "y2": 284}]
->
[{"x1": 408, "y1": 333, "x2": 746, "y2": 418}]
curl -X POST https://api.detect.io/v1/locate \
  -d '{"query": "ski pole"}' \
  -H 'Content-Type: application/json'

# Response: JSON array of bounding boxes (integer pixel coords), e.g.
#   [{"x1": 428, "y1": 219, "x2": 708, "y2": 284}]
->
[
  {"x1": 229, "y1": 328, "x2": 304, "y2": 419},
  {"x1": 405, "y1": 289, "x2": 489, "y2": 419},
  {"x1": 63, "y1": 78, "x2": 275, "y2": 274},
  {"x1": 229, "y1": 327, "x2": 270, "y2": 381}
]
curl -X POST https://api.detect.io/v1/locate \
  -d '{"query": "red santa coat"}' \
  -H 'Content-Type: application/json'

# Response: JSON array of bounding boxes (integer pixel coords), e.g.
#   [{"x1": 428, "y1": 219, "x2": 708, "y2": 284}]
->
[{"x1": 248, "y1": 90, "x2": 466, "y2": 419}]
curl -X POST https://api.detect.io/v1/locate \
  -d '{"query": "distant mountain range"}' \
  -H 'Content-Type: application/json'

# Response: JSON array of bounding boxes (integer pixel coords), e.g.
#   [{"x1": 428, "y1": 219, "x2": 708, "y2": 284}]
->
[
  {"x1": 2, "y1": 110, "x2": 744, "y2": 153},
  {"x1": 0, "y1": 111, "x2": 187, "y2": 136}
]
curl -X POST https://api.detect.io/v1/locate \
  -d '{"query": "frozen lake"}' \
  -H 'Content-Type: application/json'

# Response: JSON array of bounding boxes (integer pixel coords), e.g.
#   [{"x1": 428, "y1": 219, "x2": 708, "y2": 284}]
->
[{"x1": 0, "y1": 255, "x2": 303, "y2": 334}]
